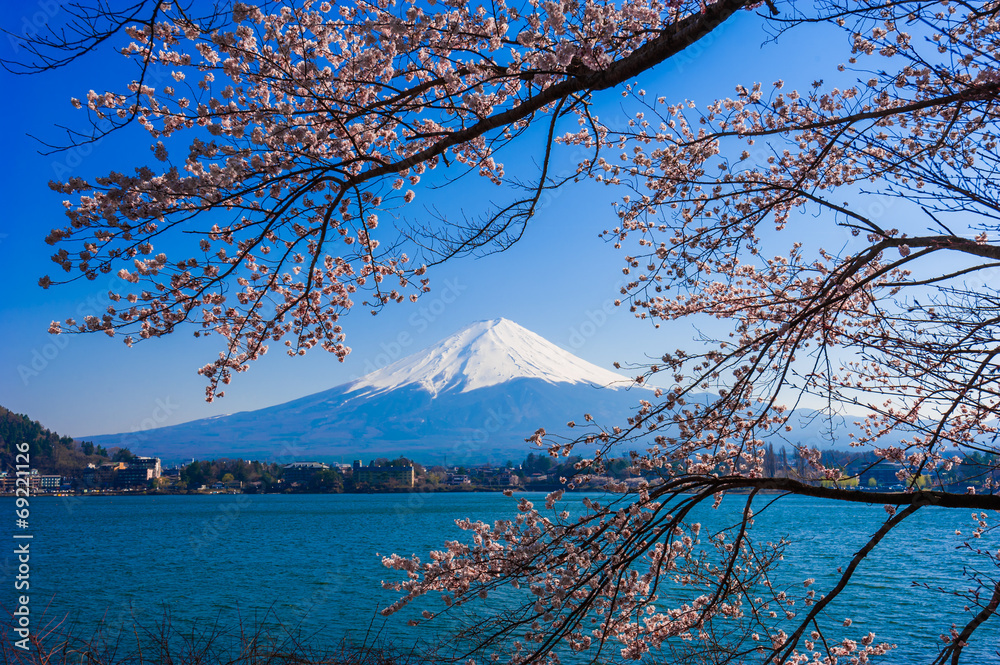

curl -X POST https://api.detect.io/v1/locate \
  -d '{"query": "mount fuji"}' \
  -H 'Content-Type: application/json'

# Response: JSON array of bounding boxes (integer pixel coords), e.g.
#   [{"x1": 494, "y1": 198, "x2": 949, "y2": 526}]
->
[{"x1": 84, "y1": 319, "x2": 653, "y2": 464}]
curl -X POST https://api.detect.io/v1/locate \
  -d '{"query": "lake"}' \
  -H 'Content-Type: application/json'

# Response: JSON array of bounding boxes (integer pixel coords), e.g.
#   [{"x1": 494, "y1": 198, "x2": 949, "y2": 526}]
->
[{"x1": 1, "y1": 492, "x2": 996, "y2": 663}]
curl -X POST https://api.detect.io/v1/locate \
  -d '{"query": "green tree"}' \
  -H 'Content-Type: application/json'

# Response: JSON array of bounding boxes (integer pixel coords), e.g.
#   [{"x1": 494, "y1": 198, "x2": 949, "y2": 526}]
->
[
  {"x1": 111, "y1": 447, "x2": 135, "y2": 463},
  {"x1": 181, "y1": 461, "x2": 208, "y2": 488},
  {"x1": 310, "y1": 469, "x2": 344, "y2": 493}
]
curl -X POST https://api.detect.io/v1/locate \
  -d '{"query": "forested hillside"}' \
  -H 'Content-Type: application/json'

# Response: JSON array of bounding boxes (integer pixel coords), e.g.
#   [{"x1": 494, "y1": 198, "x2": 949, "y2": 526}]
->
[{"x1": 0, "y1": 406, "x2": 111, "y2": 475}]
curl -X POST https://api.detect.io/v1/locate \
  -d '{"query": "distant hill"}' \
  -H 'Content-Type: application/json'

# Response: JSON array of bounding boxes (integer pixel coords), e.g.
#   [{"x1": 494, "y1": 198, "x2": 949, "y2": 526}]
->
[
  {"x1": 83, "y1": 318, "x2": 858, "y2": 465},
  {"x1": 0, "y1": 406, "x2": 114, "y2": 475}
]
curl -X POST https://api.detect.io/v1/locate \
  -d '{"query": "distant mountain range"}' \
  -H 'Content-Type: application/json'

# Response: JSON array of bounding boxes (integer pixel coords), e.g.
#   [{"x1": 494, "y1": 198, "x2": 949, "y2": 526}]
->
[
  {"x1": 84, "y1": 319, "x2": 657, "y2": 464},
  {"x1": 84, "y1": 318, "x2": 856, "y2": 464}
]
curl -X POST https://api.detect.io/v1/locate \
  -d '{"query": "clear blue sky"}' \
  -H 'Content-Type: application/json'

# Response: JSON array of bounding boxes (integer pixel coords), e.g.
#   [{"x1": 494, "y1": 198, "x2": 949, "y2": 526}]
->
[{"x1": 0, "y1": 5, "x2": 860, "y2": 442}]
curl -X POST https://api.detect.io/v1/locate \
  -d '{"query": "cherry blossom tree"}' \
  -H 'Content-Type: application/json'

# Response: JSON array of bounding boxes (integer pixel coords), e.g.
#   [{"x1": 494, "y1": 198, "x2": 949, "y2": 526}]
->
[
  {"x1": 382, "y1": 2, "x2": 1000, "y2": 663},
  {"x1": 7, "y1": 0, "x2": 1000, "y2": 663},
  {"x1": 15, "y1": 0, "x2": 759, "y2": 399}
]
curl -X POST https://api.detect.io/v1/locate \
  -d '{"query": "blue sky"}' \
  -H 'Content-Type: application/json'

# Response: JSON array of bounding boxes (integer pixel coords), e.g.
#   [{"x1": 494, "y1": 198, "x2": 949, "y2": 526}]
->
[{"x1": 0, "y1": 5, "x2": 857, "y2": 443}]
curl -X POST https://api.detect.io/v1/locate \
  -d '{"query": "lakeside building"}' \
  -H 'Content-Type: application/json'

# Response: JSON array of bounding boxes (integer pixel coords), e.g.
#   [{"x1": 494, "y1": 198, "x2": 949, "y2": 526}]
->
[
  {"x1": 117, "y1": 465, "x2": 155, "y2": 487},
  {"x1": 0, "y1": 471, "x2": 64, "y2": 493},
  {"x1": 114, "y1": 456, "x2": 163, "y2": 488},
  {"x1": 283, "y1": 461, "x2": 331, "y2": 485},
  {"x1": 94, "y1": 462, "x2": 126, "y2": 487},
  {"x1": 78, "y1": 458, "x2": 163, "y2": 489},
  {"x1": 38, "y1": 474, "x2": 62, "y2": 491},
  {"x1": 352, "y1": 460, "x2": 415, "y2": 488},
  {"x1": 486, "y1": 471, "x2": 519, "y2": 486},
  {"x1": 210, "y1": 480, "x2": 244, "y2": 490},
  {"x1": 464, "y1": 465, "x2": 521, "y2": 486},
  {"x1": 131, "y1": 456, "x2": 162, "y2": 478},
  {"x1": 845, "y1": 459, "x2": 906, "y2": 487}
]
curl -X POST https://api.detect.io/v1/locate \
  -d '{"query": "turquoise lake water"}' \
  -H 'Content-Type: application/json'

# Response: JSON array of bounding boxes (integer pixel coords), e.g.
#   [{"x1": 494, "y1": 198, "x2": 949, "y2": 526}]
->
[{"x1": 0, "y1": 492, "x2": 996, "y2": 663}]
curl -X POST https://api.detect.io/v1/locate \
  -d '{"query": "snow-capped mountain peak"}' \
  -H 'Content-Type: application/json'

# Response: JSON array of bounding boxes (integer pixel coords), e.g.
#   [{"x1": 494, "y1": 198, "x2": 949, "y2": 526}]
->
[{"x1": 346, "y1": 318, "x2": 633, "y2": 398}]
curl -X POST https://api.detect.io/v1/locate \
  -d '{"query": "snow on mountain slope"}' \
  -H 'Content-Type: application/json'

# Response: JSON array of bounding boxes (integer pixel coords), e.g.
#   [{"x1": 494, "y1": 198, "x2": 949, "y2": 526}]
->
[{"x1": 345, "y1": 318, "x2": 636, "y2": 398}]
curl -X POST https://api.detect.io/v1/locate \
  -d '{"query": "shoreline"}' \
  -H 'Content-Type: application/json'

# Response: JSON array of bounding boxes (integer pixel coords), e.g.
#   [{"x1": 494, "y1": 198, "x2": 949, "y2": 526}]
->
[{"x1": 0, "y1": 485, "x2": 925, "y2": 498}]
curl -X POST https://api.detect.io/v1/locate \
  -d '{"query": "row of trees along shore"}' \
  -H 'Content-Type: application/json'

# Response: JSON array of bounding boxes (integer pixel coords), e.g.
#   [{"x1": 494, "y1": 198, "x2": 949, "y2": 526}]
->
[
  {"x1": 5, "y1": 406, "x2": 995, "y2": 493},
  {"x1": 5, "y1": 0, "x2": 1000, "y2": 663},
  {"x1": 165, "y1": 449, "x2": 1000, "y2": 493}
]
